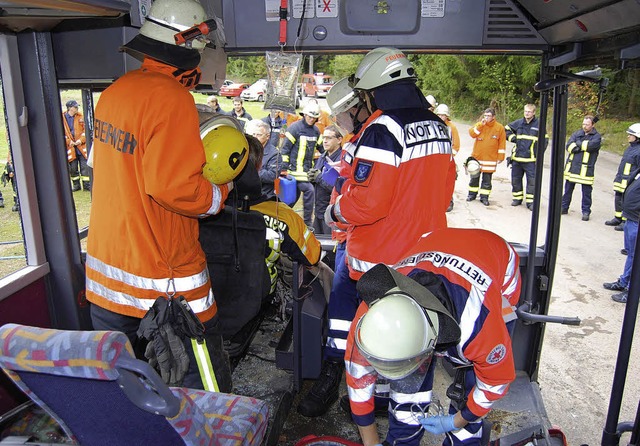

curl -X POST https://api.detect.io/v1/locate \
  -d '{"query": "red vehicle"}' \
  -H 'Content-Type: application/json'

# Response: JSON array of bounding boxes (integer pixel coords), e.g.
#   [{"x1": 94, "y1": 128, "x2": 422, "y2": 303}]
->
[{"x1": 219, "y1": 82, "x2": 250, "y2": 99}]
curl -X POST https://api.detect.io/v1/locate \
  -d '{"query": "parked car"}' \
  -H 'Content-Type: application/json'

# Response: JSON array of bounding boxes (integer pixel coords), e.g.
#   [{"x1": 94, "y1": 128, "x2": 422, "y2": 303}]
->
[
  {"x1": 300, "y1": 73, "x2": 334, "y2": 98},
  {"x1": 219, "y1": 82, "x2": 250, "y2": 99},
  {"x1": 241, "y1": 79, "x2": 268, "y2": 102},
  {"x1": 214, "y1": 79, "x2": 234, "y2": 94}
]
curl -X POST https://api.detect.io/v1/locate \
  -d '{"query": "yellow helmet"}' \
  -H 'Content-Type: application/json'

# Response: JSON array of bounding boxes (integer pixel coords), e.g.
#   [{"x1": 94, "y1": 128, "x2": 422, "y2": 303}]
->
[{"x1": 200, "y1": 115, "x2": 248, "y2": 184}]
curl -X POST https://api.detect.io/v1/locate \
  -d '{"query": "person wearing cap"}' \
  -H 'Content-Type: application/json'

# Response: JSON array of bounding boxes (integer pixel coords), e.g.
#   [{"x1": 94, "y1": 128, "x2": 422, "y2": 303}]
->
[
  {"x1": 86, "y1": 0, "x2": 233, "y2": 392},
  {"x1": 435, "y1": 103, "x2": 460, "y2": 212},
  {"x1": 467, "y1": 108, "x2": 506, "y2": 206},
  {"x1": 62, "y1": 99, "x2": 90, "y2": 192},
  {"x1": 281, "y1": 101, "x2": 323, "y2": 227},
  {"x1": 345, "y1": 228, "x2": 521, "y2": 446},
  {"x1": 505, "y1": 104, "x2": 545, "y2": 211}
]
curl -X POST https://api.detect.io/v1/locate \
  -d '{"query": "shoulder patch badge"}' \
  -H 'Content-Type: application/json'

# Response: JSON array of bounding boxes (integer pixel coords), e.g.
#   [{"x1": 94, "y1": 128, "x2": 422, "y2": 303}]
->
[
  {"x1": 354, "y1": 160, "x2": 373, "y2": 183},
  {"x1": 486, "y1": 344, "x2": 507, "y2": 364}
]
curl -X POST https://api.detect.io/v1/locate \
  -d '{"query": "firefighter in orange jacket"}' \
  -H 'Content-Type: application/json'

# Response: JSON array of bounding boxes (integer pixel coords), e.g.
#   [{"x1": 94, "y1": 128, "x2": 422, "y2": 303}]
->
[
  {"x1": 62, "y1": 100, "x2": 90, "y2": 191},
  {"x1": 86, "y1": 0, "x2": 238, "y2": 392},
  {"x1": 467, "y1": 108, "x2": 506, "y2": 206}
]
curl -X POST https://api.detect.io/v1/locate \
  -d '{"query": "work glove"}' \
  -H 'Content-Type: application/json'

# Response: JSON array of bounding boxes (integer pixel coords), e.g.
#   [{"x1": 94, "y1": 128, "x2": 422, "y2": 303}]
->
[
  {"x1": 308, "y1": 168, "x2": 321, "y2": 183},
  {"x1": 571, "y1": 146, "x2": 582, "y2": 154},
  {"x1": 324, "y1": 204, "x2": 337, "y2": 227},
  {"x1": 506, "y1": 157, "x2": 512, "y2": 168},
  {"x1": 145, "y1": 322, "x2": 190, "y2": 386},
  {"x1": 418, "y1": 414, "x2": 457, "y2": 435}
]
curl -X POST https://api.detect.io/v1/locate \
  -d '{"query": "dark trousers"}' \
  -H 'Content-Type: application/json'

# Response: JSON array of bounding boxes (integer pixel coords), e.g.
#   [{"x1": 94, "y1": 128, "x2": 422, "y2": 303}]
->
[
  {"x1": 511, "y1": 161, "x2": 536, "y2": 203},
  {"x1": 468, "y1": 172, "x2": 493, "y2": 198},
  {"x1": 90, "y1": 303, "x2": 232, "y2": 392},
  {"x1": 296, "y1": 180, "x2": 315, "y2": 227},
  {"x1": 614, "y1": 191, "x2": 624, "y2": 219},
  {"x1": 68, "y1": 156, "x2": 91, "y2": 190},
  {"x1": 561, "y1": 181, "x2": 593, "y2": 215},
  {"x1": 313, "y1": 215, "x2": 332, "y2": 235}
]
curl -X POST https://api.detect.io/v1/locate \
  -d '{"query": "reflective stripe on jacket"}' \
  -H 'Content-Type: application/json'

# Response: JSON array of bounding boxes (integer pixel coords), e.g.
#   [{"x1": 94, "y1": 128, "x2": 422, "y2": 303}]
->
[
  {"x1": 281, "y1": 119, "x2": 321, "y2": 181},
  {"x1": 251, "y1": 200, "x2": 322, "y2": 294},
  {"x1": 345, "y1": 228, "x2": 520, "y2": 424},
  {"x1": 614, "y1": 141, "x2": 640, "y2": 193},
  {"x1": 336, "y1": 109, "x2": 456, "y2": 280},
  {"x1": 469, "y1": 120, "x2": 506, "y2": 172},
  {"x1": 505, "y1": 116, "x2": 544, "y2": 163},
  {"x1": 86, "y1": 58, "x2": 228, "y2": 322},
  {"x1": 563, "y1": 128, "x2": 601, "y2": 185},
  {"x1": 63, "y1": 111, "x2": 87, "y2": 161}
]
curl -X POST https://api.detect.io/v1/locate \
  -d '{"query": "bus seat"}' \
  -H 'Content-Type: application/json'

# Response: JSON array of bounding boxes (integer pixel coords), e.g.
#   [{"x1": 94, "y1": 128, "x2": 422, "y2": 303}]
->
[{"x1": 0, "y1": 324, "x2": 269, "y2": 446}]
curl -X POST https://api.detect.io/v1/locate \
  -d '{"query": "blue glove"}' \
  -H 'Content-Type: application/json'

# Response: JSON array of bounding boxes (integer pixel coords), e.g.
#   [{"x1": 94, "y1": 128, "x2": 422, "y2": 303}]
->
[{"x1": 419, "y1": 414, "x2": 457, "y2": 434}]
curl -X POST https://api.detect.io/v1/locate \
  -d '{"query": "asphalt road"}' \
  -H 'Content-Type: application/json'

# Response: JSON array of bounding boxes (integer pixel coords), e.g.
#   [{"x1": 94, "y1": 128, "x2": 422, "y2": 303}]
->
[{"x1": 448, "y1": 121, "x2": 639, "y2": 446}]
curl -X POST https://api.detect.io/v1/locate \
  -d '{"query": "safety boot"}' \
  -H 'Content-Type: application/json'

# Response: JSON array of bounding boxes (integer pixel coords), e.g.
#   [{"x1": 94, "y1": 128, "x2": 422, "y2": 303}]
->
[
  {"x1": 605, "y1": 217, "x2": 622, "y2": 226},
  {"x1": 511, "y1": 200, "x2": 522, "y2": 206},
  {"x1": 466, "y1": 194, "x2": 476, "y2": 202},
  {"x1": 446, "y1": 200, "x2": 454, "y2": 212},
  {"x1": 615, "y1": 223, "x2": 625, "y2": 232},
  {"x1": 297, "y1": 359, "x2": 343, "y2": 417},
  {"x1": 480, "y1": 196, "x2": 490, "y2": 206},
  {"x1": 0, "y1": 197, "x2": 4, "y2": 208}
]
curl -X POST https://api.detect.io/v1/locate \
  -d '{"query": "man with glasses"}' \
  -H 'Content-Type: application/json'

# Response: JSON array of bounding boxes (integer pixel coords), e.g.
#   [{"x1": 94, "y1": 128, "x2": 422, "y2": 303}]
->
[
  {"x1": 309, "y1": 125, "x2": 343, "y2": 235},
  {"x1": 246, "y1": 119, "x2": 281, "y2": 199},
  {"x1": 467, "y1": 108, "x2": 506, "y2": 206}
]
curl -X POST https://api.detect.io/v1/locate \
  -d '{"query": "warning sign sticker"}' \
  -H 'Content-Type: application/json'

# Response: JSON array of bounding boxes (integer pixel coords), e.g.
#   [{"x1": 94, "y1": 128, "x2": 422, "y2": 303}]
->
[
  {"x1": 421, "y1": 0, "x2": 445, "y2": 18},
  {"x1": 292, "y1": 0, "x2": 315, "y2": 19},
  {"x1": 316, "y1": 0, "x2": 338, "y2": 18}
]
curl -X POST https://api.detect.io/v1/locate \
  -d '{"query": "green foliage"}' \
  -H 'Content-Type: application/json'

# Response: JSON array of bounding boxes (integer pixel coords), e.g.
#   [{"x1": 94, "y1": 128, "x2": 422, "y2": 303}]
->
[{"x1": 226, "y1": 56, "x2": 268, "y2": 82}]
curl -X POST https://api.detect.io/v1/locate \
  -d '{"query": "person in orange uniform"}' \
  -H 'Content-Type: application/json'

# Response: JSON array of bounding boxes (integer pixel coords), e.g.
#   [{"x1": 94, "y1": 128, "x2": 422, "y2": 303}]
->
[
  {"x1": 467, "y1": 107, "x2": 506, "y2": 206},
  {"x1": 345, "y1": 228, "x2": 521, "y2": 446},
  {"x1": 86, "y1": 0, "x2": 234, "y2": 391},
  {"x1": 62, "y1": 100, "x2": 90, "y2": 191}
]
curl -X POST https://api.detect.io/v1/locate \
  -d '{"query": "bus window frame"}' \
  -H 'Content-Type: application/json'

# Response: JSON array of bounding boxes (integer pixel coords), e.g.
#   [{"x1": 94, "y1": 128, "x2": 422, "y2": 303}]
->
[{"x1": 0, "y1": 34, "x2": 50, "y2": 302}]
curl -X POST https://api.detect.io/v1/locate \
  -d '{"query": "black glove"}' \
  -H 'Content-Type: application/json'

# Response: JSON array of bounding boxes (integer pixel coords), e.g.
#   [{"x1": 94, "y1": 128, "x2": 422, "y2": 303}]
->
[
  {"x1": 145, "y1": 323, "x2": 190, "y2": 386},
  {"x1": 308, "y1": 168, "x2": 321, "y2": 183},
  {"x1": 506, "y1": 157, "x2": 512, "y2": 168},
  {"x1": 572, "y1": 145, "x2": 582, "y2": 154}
]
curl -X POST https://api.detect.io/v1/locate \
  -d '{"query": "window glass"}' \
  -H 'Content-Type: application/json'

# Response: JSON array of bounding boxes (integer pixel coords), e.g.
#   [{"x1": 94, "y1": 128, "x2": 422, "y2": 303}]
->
[{"x1": 0, "y1": 84, "x2": 26, "y2": 279}]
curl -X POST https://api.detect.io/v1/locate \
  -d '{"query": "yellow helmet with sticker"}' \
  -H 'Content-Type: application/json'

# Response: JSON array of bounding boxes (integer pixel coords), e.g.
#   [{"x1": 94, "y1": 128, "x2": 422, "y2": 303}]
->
[{"x1": 200, "y1": 115, "x2": 248, "y2": 184}]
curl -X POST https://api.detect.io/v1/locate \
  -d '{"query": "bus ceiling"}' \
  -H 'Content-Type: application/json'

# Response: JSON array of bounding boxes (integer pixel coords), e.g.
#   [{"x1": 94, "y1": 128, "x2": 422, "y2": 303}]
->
[{"x1": 0, "y1": 0, "x2": 638, "y2": 68}]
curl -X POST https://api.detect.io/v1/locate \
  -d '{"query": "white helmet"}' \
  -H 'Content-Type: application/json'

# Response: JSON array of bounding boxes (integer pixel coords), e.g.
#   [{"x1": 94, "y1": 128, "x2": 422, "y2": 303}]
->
[
  {"x1": 140, "y1": 0, "x2": 209, "y2": 50},
  {"x1": 300, "y1": 102, "x2": 321, "y2": 119},
  {"x1": 627, "y1": 123, "x2": 640, "y2": 139},
  {"x1": 355, "y1": 293, "x2": 438, "y2": 380},
  {"x1": 465, "y1": 157, "x2": 481, "y2": 179},
  {"x1": 327, "y1": 78, "x2": 360, "y2": 115},
  {"x1": 434, "y1": 104, "x2": 450, "y2": 117},
  {"x1": 426, "y1": 95, "x2": 438, "y2": 109},
  {"x1": 351, "y1": 47, "x2": 416, "y2": 91}
]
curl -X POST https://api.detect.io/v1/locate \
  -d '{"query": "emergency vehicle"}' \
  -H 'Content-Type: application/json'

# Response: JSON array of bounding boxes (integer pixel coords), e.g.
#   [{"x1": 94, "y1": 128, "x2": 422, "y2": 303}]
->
[{"x1": 0, "y1": 1, "x2": 638, "y2": 445}]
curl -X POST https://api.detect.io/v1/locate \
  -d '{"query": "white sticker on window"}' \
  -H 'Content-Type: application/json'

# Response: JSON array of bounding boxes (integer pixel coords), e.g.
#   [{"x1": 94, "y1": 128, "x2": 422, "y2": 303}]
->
[
  {"x1": 316, "y1": 0, "x2": 338, "y2": 18},
  {"x1": 292, "y1": 0, "x2": 315, "y2": 18},
  {"x1": 421, "y1": 0, "x2": 445, "y2": 18}
]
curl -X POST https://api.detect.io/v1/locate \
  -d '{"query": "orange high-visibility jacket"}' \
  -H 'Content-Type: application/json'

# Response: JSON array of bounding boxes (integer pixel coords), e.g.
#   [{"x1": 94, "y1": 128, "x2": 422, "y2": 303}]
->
[
  {"x1": 62, "y1": 111, "x2": 88, "y2": 161},
  {"x1": 86, "y1": 59, "x2": 229, "y2": 322},
  {"x1": 469, "y1": 120, "x2": 506, "y2": 173}
]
